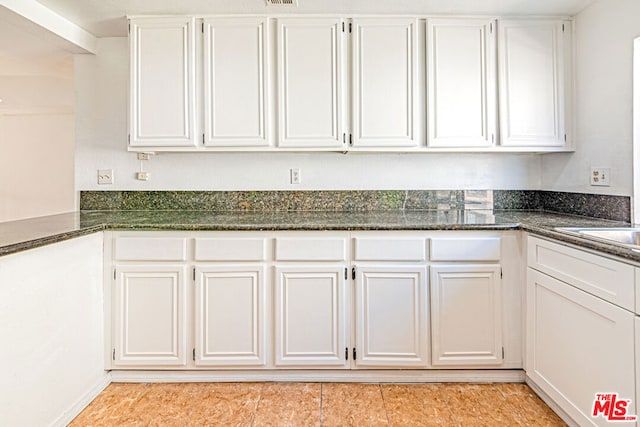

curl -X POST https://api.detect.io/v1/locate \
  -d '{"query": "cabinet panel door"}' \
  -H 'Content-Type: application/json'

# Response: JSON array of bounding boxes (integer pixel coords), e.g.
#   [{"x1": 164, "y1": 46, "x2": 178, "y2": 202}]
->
[
  {"x1": 354, "y1": 265, "x2": 428, "y2": 367},
  {"x1": 427, "y1": 19, "x2": 496, "y2": 147},
  {"x1": 113, "y1": 266, "x2": 187, "y2": 367},
  {"x1": 527, "y1": 269, "x2": 635, "y2": 426},
  {"x1": 129, "y1": 18, "x2": 197, "y2": 147},
  {"x1": 204, "y1": 18, "x2": 269, "y2": 147},
  {"x1": 431, "y1": 265, "x2": 503, "y2": 366},
  {"x1": 277, "y1": 18, "x2": 344, "y2": 148},
  {"x1": 274, "y1": 266, "x2": 348, "y2": 367},
  {"x1": 498, "y1": 20, "x2": 570, "y2": 147},
  {"x1": 195, "y1": 266, "x2": 265, "y2": 367},
  {"x1": 352, "y1": 18, "x2": 418, "y2": 147}
]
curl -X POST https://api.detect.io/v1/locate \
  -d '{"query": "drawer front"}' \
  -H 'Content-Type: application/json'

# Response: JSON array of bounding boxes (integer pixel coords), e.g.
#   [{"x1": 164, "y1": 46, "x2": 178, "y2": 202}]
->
[
  {"x1": 115, "y1": 237, "x2": 187, "y2": 261},
  {"x1": 430, "y1": 237, "x2": 501, "y2": 261},
  {"x1": 528, "y1": 236, "x2": 634, "y2": 311},
  {"x1": 195, "y1": 238, "x2": 266, "y2": 261},
  {"x1": 275, "y1": 237, "x2": 347, "y2": 262},
  {"x1": 353, "y1": 237, "x2": 426, "y2": 261}
]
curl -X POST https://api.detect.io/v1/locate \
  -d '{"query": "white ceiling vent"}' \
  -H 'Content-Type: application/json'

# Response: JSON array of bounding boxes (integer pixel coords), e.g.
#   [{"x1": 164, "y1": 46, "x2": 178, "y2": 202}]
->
[{"x1": 265, "y1": 0, "x2": 298, "y2": 5}]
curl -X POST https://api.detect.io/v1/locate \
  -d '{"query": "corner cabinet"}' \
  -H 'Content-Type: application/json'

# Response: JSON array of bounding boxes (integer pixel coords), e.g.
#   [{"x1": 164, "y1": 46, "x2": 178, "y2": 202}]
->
[
  {"x1": 104, "y1": 230, "x2": 522, "y2": 374},
  {"x1": 498, "y1": 20, "x2": 573, "y2": 149},
  {"x1": 129, "y1": 17, "x2": 197, "y2": 148},
  {"x1": 128, "y1": 15, "x2": 574, "y2": 153}
]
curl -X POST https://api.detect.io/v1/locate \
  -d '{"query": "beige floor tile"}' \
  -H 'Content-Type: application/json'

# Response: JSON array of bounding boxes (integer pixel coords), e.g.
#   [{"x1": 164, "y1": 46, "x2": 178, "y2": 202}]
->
[
  {"x1": 69, "y1": 383, "x2": 148, "y2": 426},
  {"x1": 184, "y1": 382, "x2": 262, "y2": 427},
  {"x1": 253, "y1": 383, "x2": 321, "y2": 427},
  {"x1": 321, "y1": 383, "x2": 388, "y2": 427},
  {"x1": 381, "y1": 384, "x2": 457, "y2": 427}
]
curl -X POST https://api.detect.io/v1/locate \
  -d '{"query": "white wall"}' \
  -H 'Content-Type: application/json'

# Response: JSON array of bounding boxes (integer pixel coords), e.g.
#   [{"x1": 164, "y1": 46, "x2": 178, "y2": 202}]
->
[
  {"x1": 0, "y1": 48, "x2": 75, "y2": 222},
  {"x1": 541, "y1": 0, "x2": 640, "y2": 196},
  {"x1": 0, "y1": 233, "x2": 107, "y2": 427},
  {"x1": 75, "y1": 37, "x2": 541, "y2": 192}
]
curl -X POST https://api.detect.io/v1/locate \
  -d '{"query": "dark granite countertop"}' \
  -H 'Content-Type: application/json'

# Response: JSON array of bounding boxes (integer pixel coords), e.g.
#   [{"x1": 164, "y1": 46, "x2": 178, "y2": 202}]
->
[{"x1": 0, "y1": 210, "x2": 637, "y2": 263}]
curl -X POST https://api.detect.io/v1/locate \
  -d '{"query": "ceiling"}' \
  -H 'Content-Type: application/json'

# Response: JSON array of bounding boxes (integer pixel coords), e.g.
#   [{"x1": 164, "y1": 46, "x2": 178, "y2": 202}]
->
[{"x1": 33, "y1": 0, "x2": 599, "y2": 37}]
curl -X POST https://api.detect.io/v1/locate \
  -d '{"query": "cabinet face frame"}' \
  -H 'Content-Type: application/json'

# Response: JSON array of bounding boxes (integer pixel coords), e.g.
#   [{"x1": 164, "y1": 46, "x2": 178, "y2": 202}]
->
[
  {"x1": 427, "y1": 18, "x2": 497, "y2": 148},
  {"x1": 194, "y1": 265, "x2": 266, "y2": 367},
  {"x1": 430, "y1": 264, "x2": 503, "y2": 366},
  {"x1": 113, "y1": 265, "x2": 188, "y2": 367},
  {"x1": 129, "y1": 17, "x2": 197, "y2": 148},
  {"x1": 353, "y1": 265, "x2": 429, "y2": 368},
  {"x1": 276, "y1": 18, "x2": 345, "y2": 149},
  {"x1": 351, "y1": 18, "x2": 419, "y2": 148},
  {"x1": 203, "y1": 17, "x2": 270, "y2": 147},
  {"x1": 498, "y1": 19, "x2": 572, "y2": 147}
]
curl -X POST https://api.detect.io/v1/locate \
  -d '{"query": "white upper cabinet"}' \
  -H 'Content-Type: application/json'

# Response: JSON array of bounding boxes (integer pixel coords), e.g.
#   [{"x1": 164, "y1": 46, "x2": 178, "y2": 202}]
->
[
  {"x1": 498, "y1": 19, "x2": 572, "y2": 148},
  {"x1": 427, "y1": 19, "x2": 496, "y2": 148},
  {"x1": 352, "y1": 18, "x2": 419, "y2": 148},
  {"x1": 277, "y1": 18, "x2": 345, "y2": 149},
  {"x1": 204, "y1": 17, "x2": 269, "y2": 147},
  {"x1": 129, "y1": 17, "x2": 197, "y2": 148}
]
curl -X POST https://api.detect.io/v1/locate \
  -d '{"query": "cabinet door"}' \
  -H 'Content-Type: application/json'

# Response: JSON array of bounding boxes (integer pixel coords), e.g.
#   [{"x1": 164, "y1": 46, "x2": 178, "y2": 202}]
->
[
  {"x1": 204, "y1": 18, "x2": 269, "y2": 147},
  {"x1": 527, "y1": 269, "x2": 635, "y2": 426},
  {"x1": 277, "y1": 18, "x2": 344, "y2": 149},
  {"x1": 427, "y1": 19, "x2": 496, "y2": 148},
  {"x1": 195, "y1": 266, "x2": 266, "y2": 367},
  {"x1": 354, "y1": 265, "x2": 428, "y2": 368},
  {"x1": 113, "y1": 265, "x2": 187, "y2": 367},
  {"x1": 274, "y1": 266, "x2": 348, "y2": 367},
  {"x1": 352, "y1": 18, "x2": 418, "y2": 148},
  {"x1": 430, "y1": 264, "x2": 503, "y2": 366},
  {"x1": 129, "y1": 17, "x2": 197, "y2": 148},
  {"x1": 498, "y1": 20, "x2": 571, "y2": 147}
]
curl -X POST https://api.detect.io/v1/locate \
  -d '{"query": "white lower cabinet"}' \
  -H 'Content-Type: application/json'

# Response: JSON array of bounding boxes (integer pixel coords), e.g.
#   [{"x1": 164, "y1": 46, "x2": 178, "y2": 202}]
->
[
  {"x1": 527, "y1": 236, "x2": 637, "y2": 427},
  {"x1": 354, "y1": 265, "x2": 428, "y2": 367},
  {"x1": 430, "y1": 264, "x2": 503, "y2": 366},
  {"x1": 274, "y1": 266, "x2": 348, "y2": 368},
  {"x1": 107, "y1": 231, "x2": 519, "y2": 374},
  {"x1": 113, "y1": 265, "x2": 188, "y2": 367},
  {"x1": 194, "y1": 266, "x2": 266, "y2": 367}
]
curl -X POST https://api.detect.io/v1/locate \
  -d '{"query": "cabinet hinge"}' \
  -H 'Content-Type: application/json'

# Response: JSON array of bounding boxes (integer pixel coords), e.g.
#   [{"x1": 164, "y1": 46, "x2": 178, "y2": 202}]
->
[
  {"x1": 343, "y1": 133, "x2": 346, "y2": 144},
  {"x1": 202, "y1": 134, "x2": 205, "y2": 145},
  {"x1": 193, "y1": 348, "x2": 196, "y2": 361},
  {"x1": 202, "y1": 22, "x2": 204, "y2": 33},
  {"x1": 345, "y1": 347, "x2": 349, "y2": 360},
  {"x1": 349, "y1": 134, "x2": 353, "y2": 146},
  {"x1": 112, "y1": 348, "x2": 115, "y2": 361},
  {"x1": 128, "y1": 134, "x2": 130, "y2": 144},
  {"x1": 342, "y1": 22, "x2": 345, "y2": 33},
  {"x1": 491, "y1": 133, "x2": 495, "y2": 144},
  {"x1": 349, "y1": 23, "x2": 352, "y2": 33},
  {"x1": 128, "y1": 24, "x2": 131, "y2": 34},
  {"x1": 502, "y1": 347, "x2": 505, "y2": 360},
  {"x1": 500, "y1": 268, "x2": 503, "y2": 279},
  {"x1": 564, "y1": 134, "x2": 567, "y2": 142},
  {"x1": 352, "y1": 267, "x2": 356, "y2": 280},
  {"x1": 344, "y1": 268, "x2": 347, "y2": 280},
  {"x1": 113, "y1": 269, "x2": 116, "y2": 280},
  {"x1": 562, "y1": 23, "x2": 565, "y2": 32},
  {"x1": 490, "y1": 22, "x2": 493, "y2": 33},
  {"x1": 353, "y1": 347, "x2": 356, "y2": 360},
  {"x1": 193, "y1": 268, "x2": 196, "y2": 281}
]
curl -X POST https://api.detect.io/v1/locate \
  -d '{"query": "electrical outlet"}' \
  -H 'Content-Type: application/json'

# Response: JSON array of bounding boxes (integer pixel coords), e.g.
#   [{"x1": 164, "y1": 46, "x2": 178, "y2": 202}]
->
[
  {"x1": 97, "y1": 169, "x2": 113, "y2": 185},
  {"x1": 590, "y1": 167, "x2": 610, "y2": 186},
  {"x1": 137, "y1": 152, "x2": 151, "y2": 161},
  {"x1": 136, "y1": 171, "x2": 150, "y2": 181},
  {"x1": 290, "y1": 168, "x2": 301, "y2": 184}
]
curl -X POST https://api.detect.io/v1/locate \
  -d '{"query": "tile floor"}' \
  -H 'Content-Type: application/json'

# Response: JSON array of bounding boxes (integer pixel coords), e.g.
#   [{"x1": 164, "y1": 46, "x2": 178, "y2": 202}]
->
[{"x1": 69, "y1": 382, "x2": 566, "y2": 426}]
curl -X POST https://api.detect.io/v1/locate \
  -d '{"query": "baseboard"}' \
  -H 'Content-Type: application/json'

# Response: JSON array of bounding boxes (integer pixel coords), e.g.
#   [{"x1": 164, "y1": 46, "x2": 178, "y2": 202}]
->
[
  {"x1": 51, "y1": 373, "x2": 112, "y2": 427},
  {"x1": 526, "y1": 376, "x2": 580, "y2": 427},
  {"x1": 110, "y1": 369, "x2": 525, "y2": 383}
]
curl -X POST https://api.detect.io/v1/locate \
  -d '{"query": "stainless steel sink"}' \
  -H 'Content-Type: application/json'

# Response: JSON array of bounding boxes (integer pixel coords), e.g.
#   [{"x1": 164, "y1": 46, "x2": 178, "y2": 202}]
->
[{"x1": 556, "y1": 227, "x2": 640, "y2": 247}]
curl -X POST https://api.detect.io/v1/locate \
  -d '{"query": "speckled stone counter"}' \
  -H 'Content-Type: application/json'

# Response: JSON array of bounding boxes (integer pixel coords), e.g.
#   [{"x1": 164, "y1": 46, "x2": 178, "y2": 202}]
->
[{"x1": 1, "y1": 209, "x2": 638, "y2": 263}]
